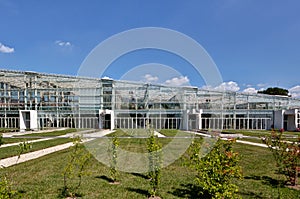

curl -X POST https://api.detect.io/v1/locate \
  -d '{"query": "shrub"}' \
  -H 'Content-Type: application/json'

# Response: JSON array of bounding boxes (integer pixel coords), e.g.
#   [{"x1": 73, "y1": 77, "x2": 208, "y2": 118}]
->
[
  {"x1": 189, "y1": 138, "x2": 242, "y2": 199},
  {"x1": 262, "y1": 130, "x2": 300, "y2": 186},
  {"x1": 0, "y1": 176, "x2": 20, "y2": 199}
]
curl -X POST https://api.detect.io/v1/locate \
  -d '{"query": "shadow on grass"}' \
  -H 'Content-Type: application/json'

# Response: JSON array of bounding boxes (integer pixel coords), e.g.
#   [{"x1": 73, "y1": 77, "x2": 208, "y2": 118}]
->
[
  {"x1": 238, "y1": 190, "x2": 264, "y2": 198},
  {"x1": 126, "y1": 187, "x2": 149, "y2": 197},
  {"x1": 169, "y1": 183, "x2": 209, "y2": 198},
  {"x1": 95, "y1": 175, "x2": 113, "y2": 183},
  {"x1": 131, "y1": 172, "x2": 149, "y2": 180},
  {"x1": 57, "y1": 187, "x2": 83, "y2": 199},
  {"x1": 18, "y1": 190, "x2": 26, "y2": 194},
  {"x1": 244, "y1": 175, "x2": 285, "y2": 188}
]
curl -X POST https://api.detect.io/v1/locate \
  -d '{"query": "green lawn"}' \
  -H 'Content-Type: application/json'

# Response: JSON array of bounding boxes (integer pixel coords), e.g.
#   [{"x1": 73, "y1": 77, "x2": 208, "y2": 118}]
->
[
  {"x1": 234, "y1": 143, "x2": 299, "y2": 198},
  {"x1": 0, "y1": 129, "x2": 299, "y2": 198}
]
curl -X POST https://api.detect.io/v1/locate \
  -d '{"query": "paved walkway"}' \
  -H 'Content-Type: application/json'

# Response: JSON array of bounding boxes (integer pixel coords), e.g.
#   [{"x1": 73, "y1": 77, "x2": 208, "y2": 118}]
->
[
  {"x1": 0, "y1": 142, "x2": 74, "y2": 168},
  {"x1": 0, "y1": 129, "x2": 113, "y2": 168},
  {"x1": 189, "y1": 131, "x2": 269, "y2": 148},
  {"x1": 154, "y1": 130, "x2": 166, "y2": 137},
  {"x1": 0, "y1": 129, "x2": 96, "y2": 148},
  {"x1": 2, "y1": 128, "x2": 67, "y2": 137}
]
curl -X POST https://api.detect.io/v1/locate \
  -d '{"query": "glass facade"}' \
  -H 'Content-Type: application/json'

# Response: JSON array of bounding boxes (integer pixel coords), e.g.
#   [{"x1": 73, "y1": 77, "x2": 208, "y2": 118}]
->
[{"x1": 1, "y1": 69, "x2": 300, "y2": 130}]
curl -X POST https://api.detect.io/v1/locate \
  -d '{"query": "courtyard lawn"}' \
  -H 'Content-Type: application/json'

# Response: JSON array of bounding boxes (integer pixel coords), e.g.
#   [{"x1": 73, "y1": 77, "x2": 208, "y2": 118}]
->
[{"x1": 0, "y1": 129, "x2": 299, "y2": 198}]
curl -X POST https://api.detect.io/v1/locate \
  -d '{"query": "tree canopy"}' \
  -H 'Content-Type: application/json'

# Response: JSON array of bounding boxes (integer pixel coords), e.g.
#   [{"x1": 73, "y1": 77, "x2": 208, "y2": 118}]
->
[{"x1": 257, "y1": 87, "x2": 289, "y2": 96}]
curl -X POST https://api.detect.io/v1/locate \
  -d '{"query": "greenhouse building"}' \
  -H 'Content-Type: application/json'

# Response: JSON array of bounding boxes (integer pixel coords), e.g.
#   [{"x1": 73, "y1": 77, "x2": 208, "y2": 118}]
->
[{"x1": 1, "y1": 69, "x2": 300, "y2": 132}]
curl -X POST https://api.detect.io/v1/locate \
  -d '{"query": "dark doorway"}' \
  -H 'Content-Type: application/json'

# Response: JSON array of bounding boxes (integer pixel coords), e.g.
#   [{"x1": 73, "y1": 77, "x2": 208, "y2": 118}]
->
[
  {"x1": 104, "y1": 114, "x2": 111, "y2": 129},
  {"x1": 284, "y1": 115, "x2": 288, "y2": 130}
]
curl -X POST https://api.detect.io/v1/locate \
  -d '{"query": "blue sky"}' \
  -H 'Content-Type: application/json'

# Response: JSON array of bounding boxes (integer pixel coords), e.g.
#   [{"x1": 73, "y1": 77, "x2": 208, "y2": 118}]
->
[{"x1": 1, "y1": 0, "x2": 300, "y2": 97}]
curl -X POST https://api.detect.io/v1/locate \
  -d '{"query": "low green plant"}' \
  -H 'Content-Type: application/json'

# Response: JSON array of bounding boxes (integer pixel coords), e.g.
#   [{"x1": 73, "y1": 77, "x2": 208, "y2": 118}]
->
[
  {"x1": 109, "y1": 135, "x2": 119, "y2": 183},
  {"x1": 190, "y1": 138, "x2": 242, "y2": 199},
  {"x1": 262, "y1": 129, "x2": 300, "y2": 186},
  {"x1": 61, "y1": 136, "x2": 91, "y2": 198},
  {"x1": 147, "y1": 129, "x2": 162, "y2": 198},
  {"x1": 0, "y1": 176, "x2": 21, "y2": 199}
]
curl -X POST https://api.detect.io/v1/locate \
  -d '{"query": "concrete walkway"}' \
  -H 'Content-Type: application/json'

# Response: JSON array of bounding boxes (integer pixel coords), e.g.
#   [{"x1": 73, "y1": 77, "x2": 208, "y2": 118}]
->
[
  {"x1": 0, "y1": 129, "x2": 96, "y2": 148},
  {"x1": 154, "y1": 130, "x2": 166, "y2": 137},
  {"x1": 2, "y1": 128, "x2": 68, "y2": 137},
  {"x1": 189, "y1": 131, "x2": 269, "y2": 148},
  {"x1": 0, "y1": 129, "x2": 113, "y2": 168},
  {"x1": 0, "y1": 142, "x2": 74, "y2": 168}
]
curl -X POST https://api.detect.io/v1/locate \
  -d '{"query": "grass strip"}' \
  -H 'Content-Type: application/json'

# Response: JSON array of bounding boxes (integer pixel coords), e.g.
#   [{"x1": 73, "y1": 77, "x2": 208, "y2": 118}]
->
[{"x1": 1, "y1": 137, "x2": 38, "y2": 144}]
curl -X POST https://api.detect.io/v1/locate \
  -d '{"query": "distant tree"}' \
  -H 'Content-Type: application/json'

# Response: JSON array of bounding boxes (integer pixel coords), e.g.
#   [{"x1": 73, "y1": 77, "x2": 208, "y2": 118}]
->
[{"x1": 258, "y1": 87, "x2": 289, "y2": 96}]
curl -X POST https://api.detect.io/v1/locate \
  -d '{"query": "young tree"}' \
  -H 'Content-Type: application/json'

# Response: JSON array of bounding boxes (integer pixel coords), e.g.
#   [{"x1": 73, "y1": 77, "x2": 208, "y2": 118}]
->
[
  {"x1": 16, "y1": 141, "x2": 32, "y2": 163},
  {"x1": 0, "y1": 134, "x2": 3, "y2": 146},
  {"x1": 109, "y1": 135, "x2": 119, "y2": 183},
  {"x1": 61, "y1": 136, "x2": 91, "y2": 198},
  {"x1": 147, "y1": 129, "x2": 162, "y2": 198}
]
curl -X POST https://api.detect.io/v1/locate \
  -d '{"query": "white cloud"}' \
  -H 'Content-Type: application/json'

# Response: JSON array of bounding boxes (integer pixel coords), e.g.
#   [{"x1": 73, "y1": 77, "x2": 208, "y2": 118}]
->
[
  {"x1": 202, "y1": 81, "x2": 240, "y2": 92},
  {"x1": 102, "y1": 76, "x2": 113, "y2": 80},
  {"x1": 201, "y1": 85, "x2": 211, "y2": 90},
  {"x1": 242, "y1": 87, "x2": 258, "y2": 94},
  {"x1": 243, "y1": 83, "x2": 253, "y2": 88},
  {"x1": 0, "y1": 42, "x2": 14, "y2": 53},
  {"x1": 257, "y1": 83, "x2": 267, "y2": 88},
  {"x1": 214, "y1": 81, "x2": 240, "y2": 92},
  {"x1": 143, "y1": 74, "x2": 158, "y2": 83},
  {"x1": 164, "y1": 76, "x2": 189, "y2": 86},
  {"x1": 55, "y1": 40, "x2": 72, "y2": 47},
  {"x1": 289, "y1": 85, "x2": 300, "y2": 98}
]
